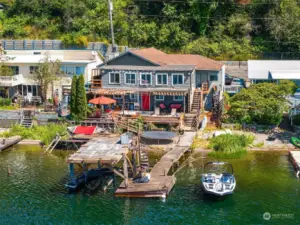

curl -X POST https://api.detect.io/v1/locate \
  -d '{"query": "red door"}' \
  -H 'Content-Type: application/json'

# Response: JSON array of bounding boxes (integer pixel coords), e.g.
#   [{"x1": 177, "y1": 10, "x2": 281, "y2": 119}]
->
[{"x1": 141, "y1": 92, "x2": 150, "y2": 111}]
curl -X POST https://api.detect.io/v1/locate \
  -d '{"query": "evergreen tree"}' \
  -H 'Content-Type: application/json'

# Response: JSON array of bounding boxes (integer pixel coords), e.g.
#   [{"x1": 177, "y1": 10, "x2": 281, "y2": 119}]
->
[
  {"x1": 75, "y1": 74, "x2": 87, "y2": 121},
  {"x1": 70, "y1": 75, "x2": 77, "y2": 118}
]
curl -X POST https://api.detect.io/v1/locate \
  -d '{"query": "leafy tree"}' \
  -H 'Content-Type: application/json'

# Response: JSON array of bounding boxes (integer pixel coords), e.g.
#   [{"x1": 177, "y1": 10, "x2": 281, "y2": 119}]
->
[
  {"x1": 75, "y1": 74, "x2": 87, "y2": 121},
  {"x1": 32, "y1": 54, "x2": 61, "y2": 103},
  {"x1": 226, "y1": 82, "x2": 294, "y2": 125},
  {"x1": 70, "y1": 76, "x2": 77, "y2": 119}
]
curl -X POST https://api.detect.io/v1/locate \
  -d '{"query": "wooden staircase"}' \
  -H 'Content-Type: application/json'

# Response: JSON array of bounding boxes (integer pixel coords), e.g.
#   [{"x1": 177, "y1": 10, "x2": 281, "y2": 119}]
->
[
  {"x1": 191, "y1": 91, "x2": 201, "y2": 113},
  {"x1": 20, "y1": 118, "x2": 33, "y2": 128},
  {"x1": 91, "y1": 69, "x2": 102, "y2": 90}
]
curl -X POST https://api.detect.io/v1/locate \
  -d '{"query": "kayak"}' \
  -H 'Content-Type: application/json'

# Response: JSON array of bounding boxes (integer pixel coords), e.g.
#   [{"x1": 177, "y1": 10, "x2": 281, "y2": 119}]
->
[{"x1": 291, "y1": 137, "x2": 300, "y2": 148}]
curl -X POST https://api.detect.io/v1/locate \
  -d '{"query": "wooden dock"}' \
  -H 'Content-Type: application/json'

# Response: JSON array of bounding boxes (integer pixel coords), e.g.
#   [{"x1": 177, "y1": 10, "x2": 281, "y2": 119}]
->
[
  {"x1": 115, "y1": 132, "x2": 196, "y2": 198},
  {"x1": 289, "y1": 151, "x2": 300, "y2": 176},
  {"x1": 67, "y1": 136, "x2": 127, "y2": 165},
  {"x1": 0, "y1": 136, "x2": 22, "y2": 152}
]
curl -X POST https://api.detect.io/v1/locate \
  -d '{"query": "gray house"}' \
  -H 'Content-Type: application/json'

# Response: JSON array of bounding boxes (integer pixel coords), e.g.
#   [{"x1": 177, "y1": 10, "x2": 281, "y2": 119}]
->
[{"x1": 93, "y1": 48, "x2": 225, "y2": 112}]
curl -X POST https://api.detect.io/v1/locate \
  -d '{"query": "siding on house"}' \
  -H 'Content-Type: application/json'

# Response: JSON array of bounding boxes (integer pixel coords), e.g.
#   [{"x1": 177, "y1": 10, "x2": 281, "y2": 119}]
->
[
  {"x1": 108, "y1": 94, "x2": 187, "y2": 111},
  {"x1": 106, "y1": 53, "x2": 157, "y2": 67},
  {"x1": 101, "y1": 69, "x2": 192, "y2": 90},
  {"x1": 195, "y1": 70, "x2": 220, "y2": 88}
]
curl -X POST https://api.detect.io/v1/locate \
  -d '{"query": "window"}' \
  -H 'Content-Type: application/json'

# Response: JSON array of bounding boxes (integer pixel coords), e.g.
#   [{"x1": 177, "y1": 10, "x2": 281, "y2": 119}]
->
[
  {"x1": 129, "y1": 93, "x2": 136, "y2": 99},
  {"x1": 109, "y1": 72, "x2": 121, "y2": 84},
  {"x1": 156, "y1": 74, "x2": 168, "y2": 85},
  {"x1": 155, "y1": 95, "x2": 164, "y2": 100},
  {"x1": 173, "y1": 96, "x2": 183, "y2": 101},
  {"x1": 140, "y1": 73, "x2": 152, "y2": 85},
  {"x1": 65, "y1": 66, "x2": 74, "y2": 75},
  {"x1": 33, "y1": 52, "x2": 41, "y2": 55},
  {"x1": 60, "y1": 66, "x2": 66, "y2": 74},
  {"x1": 172, "y1": 74, "x2": 184, "y2": 85},
  {"x1": 29, "y1": 66, "x2": 38, "y2": 74},
  {"x1": 125, "y1": 73, "x2": 136, "y2": 85},
  {"x1": 75, "y1": 66, "x2": 85, "y2": 75},
  {"x1": 209, "y1": 75, "x2": 218, "y2": 81},
  {"x1": 8, "y1": 66, "x2": 19, "y2": 75},
  {"x1": 114, "y1": 95, "x2": 122, "y2": 99}
]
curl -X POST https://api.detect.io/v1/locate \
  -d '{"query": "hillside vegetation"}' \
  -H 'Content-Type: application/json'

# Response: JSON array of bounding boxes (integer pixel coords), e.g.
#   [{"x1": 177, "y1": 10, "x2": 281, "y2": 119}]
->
[{"x1": 0, "y1": 0, "x2": 299, "y2": 59}]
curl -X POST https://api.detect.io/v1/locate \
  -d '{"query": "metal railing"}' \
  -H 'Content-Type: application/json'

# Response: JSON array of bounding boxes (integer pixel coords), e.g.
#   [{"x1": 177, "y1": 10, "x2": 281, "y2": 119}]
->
[
  {"x1": 224, "y1": 85, "x2": 244, "y2": 94},
  {"x1": 0, "y1": 74, "x2": 24, "y2": 87}
]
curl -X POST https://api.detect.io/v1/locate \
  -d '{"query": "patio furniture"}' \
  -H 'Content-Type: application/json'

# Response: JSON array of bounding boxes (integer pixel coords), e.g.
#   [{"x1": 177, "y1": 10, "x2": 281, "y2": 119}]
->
[
  {"x1": 169, "y1": 103, "x2": 182, "y2": 110},
  {"x1": 170, "y1": 108, "x2": 177, "y2": 116},
  {"x1": 154, "y1": 107, "x2": 160, "y2": 115},
  {"x1": 159, "y1": 103, "x2": 168, "y2": 114}
]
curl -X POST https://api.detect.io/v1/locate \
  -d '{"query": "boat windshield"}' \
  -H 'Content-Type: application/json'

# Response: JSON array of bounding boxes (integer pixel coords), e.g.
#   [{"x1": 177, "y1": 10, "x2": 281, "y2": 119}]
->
[{"x1": 204, "y1": 162, "x2": 233, "y2": 174}]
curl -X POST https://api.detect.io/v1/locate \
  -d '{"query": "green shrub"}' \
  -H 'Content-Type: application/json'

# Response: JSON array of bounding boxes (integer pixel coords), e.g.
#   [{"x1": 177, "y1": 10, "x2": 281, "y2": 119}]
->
[
  {"x1": 208, "y1": 134, "x2": 254, "y2": 153},
  {"x1": 0, "y1": 124, "x2": 67, "y2": 145},
  {"x1": 0, "y1": 98, "x2": 12, "y2": 106}
]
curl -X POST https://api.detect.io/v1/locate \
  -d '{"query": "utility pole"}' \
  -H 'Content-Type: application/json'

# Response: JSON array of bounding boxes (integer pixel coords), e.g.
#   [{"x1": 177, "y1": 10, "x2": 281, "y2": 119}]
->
[{"x1": 108, "y1": 0, "x2": 115, "y2": 51}]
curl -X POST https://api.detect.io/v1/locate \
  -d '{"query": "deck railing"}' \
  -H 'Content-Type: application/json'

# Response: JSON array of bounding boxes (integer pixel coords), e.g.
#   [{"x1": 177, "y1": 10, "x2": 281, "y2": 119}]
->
[
  {"x1": 0, "y1": 74, "x2": 24, "y2": 87},
  {"x1": 224, "y1": 85, "x2": 244, "y2": 94}
]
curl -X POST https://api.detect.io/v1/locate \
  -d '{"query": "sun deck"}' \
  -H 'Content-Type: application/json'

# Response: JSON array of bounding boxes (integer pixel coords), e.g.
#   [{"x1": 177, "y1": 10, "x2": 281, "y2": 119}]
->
[{"x1": 67, "y1": 136, "x2": 127, "y2": 164}]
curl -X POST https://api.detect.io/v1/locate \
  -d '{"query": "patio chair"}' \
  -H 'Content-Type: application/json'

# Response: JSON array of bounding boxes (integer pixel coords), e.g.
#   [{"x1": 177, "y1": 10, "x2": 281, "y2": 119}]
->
[
  {"x1": 159, "y1": 103, "x2": 168, "y2": 114},
  {"x1": 170, "y1": 108, "x2": 177, "y2": 116},
  {"x1": 154, "y1": 107, "x2": 160, "y2": 115}
]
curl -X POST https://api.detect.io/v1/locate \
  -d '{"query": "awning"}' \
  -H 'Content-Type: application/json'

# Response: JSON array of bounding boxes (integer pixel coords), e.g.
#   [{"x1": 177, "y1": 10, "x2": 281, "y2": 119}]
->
[
  {"x1": 152, "y1": 91, "x2": 188, "y2": 96},
  {"x1": 270, "y1": 70, "x2": 300, "y2": 79},
  {"x1": 141, "y1": 131, "x2": 176, "y2": 140},
  {"x1": 92, "y1": 89, "x2": 135, "y2": 95}
]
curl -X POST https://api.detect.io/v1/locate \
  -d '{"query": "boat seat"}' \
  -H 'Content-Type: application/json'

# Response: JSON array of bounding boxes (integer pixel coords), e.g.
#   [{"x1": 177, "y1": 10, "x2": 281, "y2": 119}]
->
[{"x1": 221, "y1": 173, "x2": 233, "y2": 183}]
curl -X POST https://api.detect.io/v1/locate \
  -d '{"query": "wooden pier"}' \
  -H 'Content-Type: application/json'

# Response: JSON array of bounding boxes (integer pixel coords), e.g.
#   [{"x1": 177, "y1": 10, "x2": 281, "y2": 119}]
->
[
  {"x1": 289, "y1": 151, "x2": 300, "y2": 177},
  {"x1": 0, "y1": 136, "x2": 22, "y2": 152},
  {"x1": 115, "y1": 132, "x2": 196, "y2": 198}
]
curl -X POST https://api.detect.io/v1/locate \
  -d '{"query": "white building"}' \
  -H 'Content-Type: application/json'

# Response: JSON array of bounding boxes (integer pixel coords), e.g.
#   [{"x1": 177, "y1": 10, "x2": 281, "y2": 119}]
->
[
  {"x1": 0, "y1": 50, "x2": 102, "y2": 101},
  {"x1": 248, "y1": 60, "x2": 300, "y2": 86}
]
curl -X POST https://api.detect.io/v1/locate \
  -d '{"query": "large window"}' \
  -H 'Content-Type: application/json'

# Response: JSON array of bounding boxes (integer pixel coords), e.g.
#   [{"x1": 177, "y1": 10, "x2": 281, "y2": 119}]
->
[
  {"x1": 155, "y1": 95, "x2": 164, "y2": 100},
  {"x1": 29, "y1": 66, "x2": 38, "y2": 74},
  {"x1": 65, "y1": 66, "x2": 74, "y2": 75},
  {"x1": 8, "y1": 66, "x2": 19, "y2": 75},
  {"x1": 140, "y1": 73, "x2": 152, "y2": 85},
  {"x1": 109, "y1": 72, "x2": 121, "y2": 84},
  {"x1": 75, "y1": 66, "x2": 85, "y2": 75},
  {"x1": 209, "y1": 74, "x2": 218, "y2": 81},
  {"x1": 172, "y1": 74, "x2": 184, "y2": 85},
  {"x1": 156, "y1": 74, "x2": 168, "y2": 85},
  {"x1": 125, "y1": 72, "x2": 136, "y2": 85},
  {"x1": 173, "y1": 96, "x2": 183, "y2": 101}
]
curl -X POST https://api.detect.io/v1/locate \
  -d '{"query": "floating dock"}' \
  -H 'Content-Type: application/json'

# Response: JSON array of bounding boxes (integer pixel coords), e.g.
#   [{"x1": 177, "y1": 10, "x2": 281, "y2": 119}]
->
[
  {"x1": 115, "y1": 132, "x2": 196, "y2": 198},
  {"x1": 289, "y1": 151, "x2": 300, "y2": 176},
  {"x1": 0, "y1": 136, "x2": 22, "y2": 152}
]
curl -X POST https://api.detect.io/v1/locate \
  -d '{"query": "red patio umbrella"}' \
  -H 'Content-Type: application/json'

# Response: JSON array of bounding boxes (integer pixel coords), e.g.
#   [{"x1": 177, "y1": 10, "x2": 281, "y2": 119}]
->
[{"x1": 89, "y1": 96, "x2": 116, "y2": 105}]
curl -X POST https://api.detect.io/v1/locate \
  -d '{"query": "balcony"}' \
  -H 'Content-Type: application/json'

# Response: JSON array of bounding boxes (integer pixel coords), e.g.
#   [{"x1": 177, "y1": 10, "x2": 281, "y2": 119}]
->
[
  {"x1": 0, "y1": 74, "x2": 24, "y2": 87},
  {"x1": 224, "y1": 85, "x2": 244, "y2": 94}
]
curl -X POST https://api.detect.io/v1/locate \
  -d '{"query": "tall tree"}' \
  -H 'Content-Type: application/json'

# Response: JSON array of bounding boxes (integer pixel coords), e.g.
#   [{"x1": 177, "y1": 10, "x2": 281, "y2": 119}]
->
[
  {"x1": 32, "y1": 54, "x2": 61, "y2": 103},
  {"x1": 75, "y1": 74, "x2": 87, "y2": 121},
  {"x1": 70, "y1": 75, "x2": 77, "y2": 119}
]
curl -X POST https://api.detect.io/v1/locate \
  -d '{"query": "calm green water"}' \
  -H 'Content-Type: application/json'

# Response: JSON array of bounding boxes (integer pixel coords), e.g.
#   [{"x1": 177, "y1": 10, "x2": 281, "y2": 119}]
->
[{"x1": 0, "y1": 145, "x2": 299, "y2": 225}]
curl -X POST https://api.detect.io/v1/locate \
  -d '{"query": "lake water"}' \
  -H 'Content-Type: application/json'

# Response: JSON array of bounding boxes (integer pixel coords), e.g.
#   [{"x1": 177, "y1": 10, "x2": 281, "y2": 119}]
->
[{"x1": 0, "y1": 145, "x2": 299, "y2": 225}]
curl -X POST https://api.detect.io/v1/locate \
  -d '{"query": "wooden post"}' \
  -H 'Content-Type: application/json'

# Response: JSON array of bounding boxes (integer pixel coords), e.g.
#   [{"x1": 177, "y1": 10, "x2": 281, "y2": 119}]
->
[
  {"x1": 123, "y1": 153, "x2": 129, "y2": 188},
  {"x1": 183, "y1": 94, "x2": 186, "y2": 113},
  {"x1": 69, "y1": 163, "x2": 76, "y2": 183},
  {"x1": 122, "y1": 94, "x2": 125, "y2": 116}
]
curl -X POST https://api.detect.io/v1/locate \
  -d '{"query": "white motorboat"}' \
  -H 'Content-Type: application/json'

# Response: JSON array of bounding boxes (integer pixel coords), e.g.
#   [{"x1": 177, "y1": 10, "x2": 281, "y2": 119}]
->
[{"x1": 201, "y1": 162, "x2": 236, "y2": 196}]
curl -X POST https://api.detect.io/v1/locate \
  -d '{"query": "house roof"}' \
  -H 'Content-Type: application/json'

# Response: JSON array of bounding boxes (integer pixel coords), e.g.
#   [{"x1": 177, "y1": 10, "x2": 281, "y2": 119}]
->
[
  {"x1": 101, "y1": 65, "x2": 195, "y2": 71},
  {"x1": 248, "y1": 60, "x2": 300, "y2": 80},
  {"x1": 131, "y1": 48, "x2": 223, "y2": 71}
]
